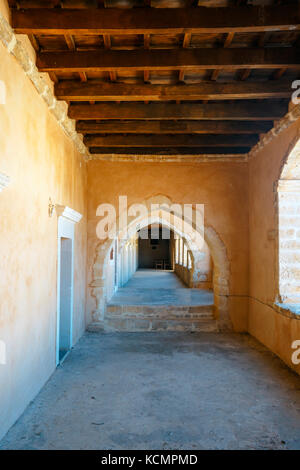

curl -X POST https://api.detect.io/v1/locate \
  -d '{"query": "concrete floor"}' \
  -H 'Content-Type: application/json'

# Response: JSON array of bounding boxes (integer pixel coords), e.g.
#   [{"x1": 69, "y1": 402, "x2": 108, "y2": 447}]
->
[
  {"x1": 1, "y1": 331, "x2": 300, "y2": 450},
  {"x1": 109, "y1": 270, "x2": 214, "y2": 306},
  {"x1": 125, "y1": 270, "x2": 185, "y2": 289}
]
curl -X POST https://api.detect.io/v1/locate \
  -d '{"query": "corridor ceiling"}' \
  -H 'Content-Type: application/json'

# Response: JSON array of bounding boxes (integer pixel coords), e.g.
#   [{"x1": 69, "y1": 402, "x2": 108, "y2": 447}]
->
[{"x1": 9, "y1": 0, "x2": 300, "y2": 158}]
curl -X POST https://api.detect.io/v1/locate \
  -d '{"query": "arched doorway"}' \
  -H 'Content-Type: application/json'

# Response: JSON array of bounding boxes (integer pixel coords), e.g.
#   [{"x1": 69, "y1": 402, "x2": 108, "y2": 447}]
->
[
  {"x1": 277, "y1": 135, "x2": 300, "y2": 305},
  {"x1": 90, "y1": 195, "x2": 231, "y2": 330}
]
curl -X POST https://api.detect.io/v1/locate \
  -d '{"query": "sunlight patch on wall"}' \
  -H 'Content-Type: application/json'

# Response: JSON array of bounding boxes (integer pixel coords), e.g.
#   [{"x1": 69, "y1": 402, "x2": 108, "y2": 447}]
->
[{"x1": 0, "y1": 80, "x2": 5, "y2": 104}]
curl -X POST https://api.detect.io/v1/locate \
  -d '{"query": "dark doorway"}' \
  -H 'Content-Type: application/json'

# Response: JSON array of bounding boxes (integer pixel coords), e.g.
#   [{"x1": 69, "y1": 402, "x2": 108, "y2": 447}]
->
[{"x1": 138, "y1": 226, "x2": 173, "y2": 270}]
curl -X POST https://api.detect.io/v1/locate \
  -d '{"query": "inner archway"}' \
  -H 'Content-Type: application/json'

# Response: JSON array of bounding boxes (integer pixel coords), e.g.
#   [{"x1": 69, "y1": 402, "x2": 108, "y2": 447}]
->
[
  {"x1": 138, "y1": 225, "x2": 173, "y2": 270},
  {"x1": 107, "y1": 220, "x2": 215, "y2": 332},
  {"x1": 90, "y1": 195, "x2": 231, "y2": 330}
]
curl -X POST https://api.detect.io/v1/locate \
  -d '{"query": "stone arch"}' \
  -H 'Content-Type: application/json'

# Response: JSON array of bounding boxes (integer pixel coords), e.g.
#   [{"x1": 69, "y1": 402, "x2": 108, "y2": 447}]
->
[
  {"x1": 276, "y1": 133, "x2": 300, "y2": 304},
  {"x1": 90, "y1": 195, "x2": 231, "y2": 329}
]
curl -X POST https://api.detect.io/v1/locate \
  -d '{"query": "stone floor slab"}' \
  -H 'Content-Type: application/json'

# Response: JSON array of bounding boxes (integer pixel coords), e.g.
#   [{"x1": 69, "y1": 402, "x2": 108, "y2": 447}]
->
[
  {"x1": 1, "y1": 332, "x2": 300, "y2": 450},
  {"x1": 109, "y1": 270, "x2": 214, "y2": 306}
]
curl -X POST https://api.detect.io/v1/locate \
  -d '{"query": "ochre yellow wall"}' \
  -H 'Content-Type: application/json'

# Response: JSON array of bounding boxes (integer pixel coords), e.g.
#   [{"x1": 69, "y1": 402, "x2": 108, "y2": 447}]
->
[
  {"x1": 0, "y1": 36, "x2": 87, "y2": 438},
  {"x1": 249, "y1": 119, "x2": 300, "y2": 375},
  {"x1": 86, "y1": 160, "x2": 249, "y2": 332},
  {"x1": 1, "y1": 0, "x2": 300, "y2": 444}
]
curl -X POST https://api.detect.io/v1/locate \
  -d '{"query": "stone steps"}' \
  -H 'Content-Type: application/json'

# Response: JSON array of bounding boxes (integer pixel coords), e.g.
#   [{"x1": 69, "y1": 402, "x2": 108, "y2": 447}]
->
[
  {"x1": 88, "y1": 303, "x2": 218, "y2": 333},
  {"x1": 106, "y1": 303, "x2": 215, "y2": 319},
  {"x1": 105, "y1": 316, "x2": 218, "y2": 332}
]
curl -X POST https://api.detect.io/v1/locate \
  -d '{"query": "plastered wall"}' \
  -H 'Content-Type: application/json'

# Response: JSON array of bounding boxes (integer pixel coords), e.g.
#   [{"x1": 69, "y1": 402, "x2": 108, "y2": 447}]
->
[
  {"x1": 0, "y1": 28, "x2": 87, "y2": 439},
  {"x1": 86, "y1": 160, "x2": 249, "y2": 331},
  {"x1": 249, "y1": 119, "x2": 300, "y2": 375}
]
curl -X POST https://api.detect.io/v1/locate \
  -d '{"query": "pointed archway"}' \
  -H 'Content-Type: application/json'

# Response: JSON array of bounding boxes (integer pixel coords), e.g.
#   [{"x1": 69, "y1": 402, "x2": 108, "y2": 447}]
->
[{"x1": 89, "y1": 195, "x2": 231, "y2": 330}]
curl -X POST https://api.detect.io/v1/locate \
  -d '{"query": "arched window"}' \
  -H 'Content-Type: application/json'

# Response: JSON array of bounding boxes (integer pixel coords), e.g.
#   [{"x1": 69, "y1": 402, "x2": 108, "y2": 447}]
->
[
  {"x1": 278, "y1": 180, "x2": 300, "y2": 304},
  {"x1": 277, "y1": 137, "x2": 300, "y2": 305}
]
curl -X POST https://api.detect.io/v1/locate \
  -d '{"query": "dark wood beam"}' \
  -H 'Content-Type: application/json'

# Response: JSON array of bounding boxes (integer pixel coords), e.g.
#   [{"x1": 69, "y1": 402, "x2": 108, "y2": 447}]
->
[
  {"x1": 239, "y1": 69, "x2": 252, "y2": 81},
  {"x1": 103, "y1": 33, "x2": 117, "y2": 82},
  {"x1": 69, "y1": 101, "x2": 287, "y2": 121},
  {"x1": 89, "y1": 147, "x2": 251, "y2": 155},
  {"x1": 64, "y1": 34, "x2": 75, "y2": 51},
  {"x1": 179, "y1": 32, "x2": 192, "y2": 83},
  {"x1": 37, "y1": 48, "x2": 300, "y2": 72},
  {"x1": 237, "y1": 30, "x2": 271, "y2": 81},
  {"x1": 55, "y1": 80, "x2": 292, "y2": 101},
  {"x1": 79, "y1": 71, "x2": 87, "y2": 82},
  {"x1": 28, "y1": 34, "x2": 40, "y2": 52},
  {"x1": 273, "y1": 68, "x2": 288, "y2": 80},
  {"x1": 84, "y1": 134, "x2": 258, "y2": 147},
  {"x1": 76, "y1": 120, "x2": 273, "y2": 135},
  {"x1": 12, "y1": 6, "x2": 300, "y2": 35},
  {"x1": 48, "y1": 72, "x2": 58, "y2": 83},
  {"x1": 9, "y1": 0, "x2": 61, "y2": 6},
  {"x1": 143, "y1": 33, "x2": 151, "y2": 85},
  {"x1": 211, "y1": 32, "x2": 235, "y2": 81}
]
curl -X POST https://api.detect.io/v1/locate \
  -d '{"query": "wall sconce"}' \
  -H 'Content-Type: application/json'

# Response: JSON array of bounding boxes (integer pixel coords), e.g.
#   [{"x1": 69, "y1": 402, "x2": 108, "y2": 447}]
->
[{"x1": 48, "y1": 197, "x2": 55, "y2": 217}]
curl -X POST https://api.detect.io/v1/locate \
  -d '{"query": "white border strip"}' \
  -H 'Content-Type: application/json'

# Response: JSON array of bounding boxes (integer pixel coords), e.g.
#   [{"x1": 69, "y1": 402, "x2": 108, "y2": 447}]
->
[{"x1": 0, "y1": 172, "x2": 10, "y2": 192}]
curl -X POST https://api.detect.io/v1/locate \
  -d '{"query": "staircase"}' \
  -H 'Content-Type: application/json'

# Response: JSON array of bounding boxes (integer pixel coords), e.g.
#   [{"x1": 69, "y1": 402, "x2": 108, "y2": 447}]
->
[
  {"x1": 87, "y1": 271, "x2": 218, "y2": 333},
  {"x1": 89, "y1": 303, "x2": 218, "y2": 333}
]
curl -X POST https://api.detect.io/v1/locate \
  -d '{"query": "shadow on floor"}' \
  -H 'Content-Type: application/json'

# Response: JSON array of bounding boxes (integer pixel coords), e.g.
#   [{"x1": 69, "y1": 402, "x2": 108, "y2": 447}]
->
[{"x1": 1, "y1": 331, "x2": 300, "y2": 450}]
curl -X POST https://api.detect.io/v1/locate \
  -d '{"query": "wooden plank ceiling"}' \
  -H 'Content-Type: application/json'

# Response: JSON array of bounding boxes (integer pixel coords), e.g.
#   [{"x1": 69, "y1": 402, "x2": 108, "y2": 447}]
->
[{"x1": 9, "y1": 0, "x2": 300, "y2": 158}]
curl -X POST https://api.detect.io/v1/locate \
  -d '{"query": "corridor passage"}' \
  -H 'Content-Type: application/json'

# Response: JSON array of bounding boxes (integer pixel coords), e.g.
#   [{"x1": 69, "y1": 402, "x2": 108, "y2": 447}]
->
[
  {"x1": 1, "y1": 332, "x2": 300, "y2": 450},
  {"x1": 109, "y1": 269, "x2": 214, "y2": 306},
  {"x1": 104, "y1": 270, "x2": 216, "y2": 332}
]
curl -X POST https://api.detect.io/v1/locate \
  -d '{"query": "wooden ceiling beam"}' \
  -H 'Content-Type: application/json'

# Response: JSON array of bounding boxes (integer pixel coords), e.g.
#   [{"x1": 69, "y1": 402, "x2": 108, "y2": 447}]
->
[
  {"x1": 88, "y1": 147, "x2": 251, "y2": 155},
  {"x1": 211, "y1": 32, "x2": 235, "y2": 81},
  {"x1": 28, "y1": 34, "x2": 40, "y2": 52},
  {"x1": 103, "y1": 34, "x2": 111, "y2": 49},
  {"x1": 273, "y1": 67, "x2": 288, "y2": 79},
  {"x1": 9, "y1": 0, "x2": 60, "y2": 6},
  {"x1": 239, "y1": 69, "x2": 252, "y2": 81},
  {"x1": 12, "y1": 6, "x2": 300, "y2": 35},
  {"x1": 48, "y1": 72, "x2": 58, "y2": 83},
  {"x1": 143, "y1": 34, "x2": 151, "y2": 87},
  {"x1": 103, "y1": 34, "x2": 117, "y2": 82},
  {"x1": 237, "y1": 31, "x2": 272, "y2": 82},
  {"x1": 76, "y1": 120, "x2": 273, "y2": 135},
  {"x1": 69, "y1": 101, "x2": 287, "y2": 121},
  {"x1": 178, "y1": 32, "x2": 192, "y2": 83},
  {"x1": 78, "y1": 71, "x2": 87, "y2": 82},
  {"x1": 55, "y1": 80, "x2": 292, "y2": 101},
  {"x1": 64, "y1": 34, "x2": 76, "y2": 51},
  {"x1": 84, "y1": 134, "x2": 258, "y2": 147},
  {"x1": 37, "y1": 48, "x2": 300, "y2": 72}
]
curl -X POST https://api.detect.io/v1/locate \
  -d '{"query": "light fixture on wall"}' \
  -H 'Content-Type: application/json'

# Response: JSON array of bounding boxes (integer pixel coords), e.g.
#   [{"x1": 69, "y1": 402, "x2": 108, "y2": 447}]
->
[{"x1": 48, "y1": 197, "x2": 55, "y2": 217}]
